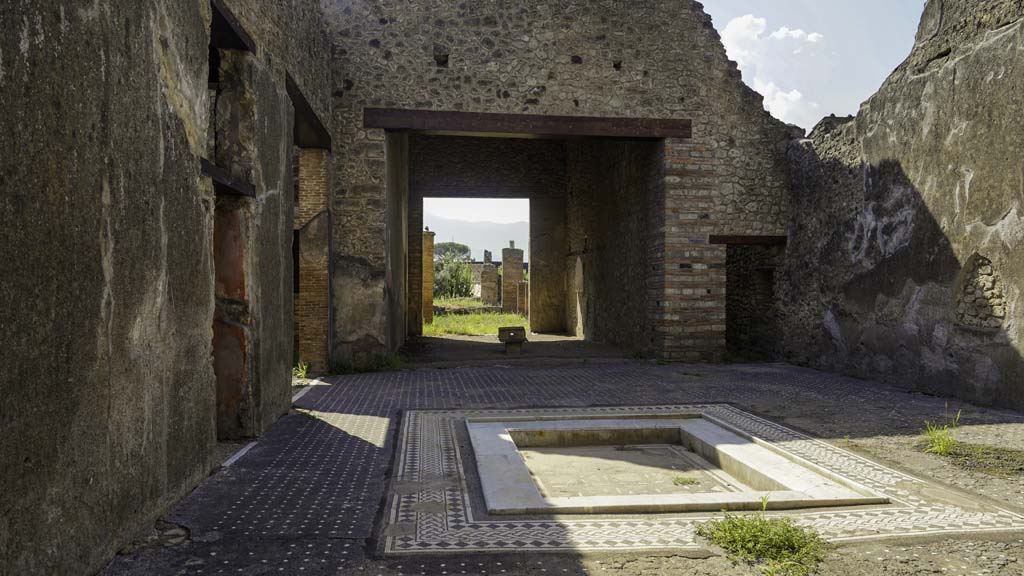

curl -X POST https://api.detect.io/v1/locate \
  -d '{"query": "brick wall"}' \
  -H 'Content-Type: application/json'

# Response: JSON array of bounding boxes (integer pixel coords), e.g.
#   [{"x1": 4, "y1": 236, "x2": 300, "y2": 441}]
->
[
  {"x1": 422, "y1": 231, "x2": 435, "y2": 325},
  {"x1": 294, "y1": 149, "x2": 329, "y2": 228},
  {"x1": 565, "y1": 140, "x2": 663, "y2": 354},
  {"x1": 294, "y1": 148, "x2": 330, "y2": 373}
]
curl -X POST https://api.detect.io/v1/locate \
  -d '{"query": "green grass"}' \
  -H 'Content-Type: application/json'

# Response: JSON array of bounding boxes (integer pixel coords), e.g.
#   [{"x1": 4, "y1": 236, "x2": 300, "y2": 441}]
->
[
  {"x1": 697, "y1": 499, "x2": 830, "y2": 576},
  {"x1": 435, "y1": 297, "x2": 487, "y2": 309},
  {"x1": 922, "y1": 409, "x2": 961, "y2": 456},
  {"x1": 424, "y1": 312, "x2": 527, "y2": 336},
  {"x1": 672, "y1": 476, "x2": 698, "y2": 486}
]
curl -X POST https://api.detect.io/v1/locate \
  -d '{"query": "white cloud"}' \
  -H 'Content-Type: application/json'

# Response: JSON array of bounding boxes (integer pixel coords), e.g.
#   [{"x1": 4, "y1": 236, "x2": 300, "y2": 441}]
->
[
  {"x1": 753, "y1": 78, "x2": 805, "y2": 123},
  {"x1": 719, "y1": 14, "x2": 827, "y2": 129},
  {"x1": 720, "y1": 14, "x2": 766, "y2": 68},
  {"x1": 770, "y1": 26, "x2": 807, "y2": 41},
  {"x1": 769, "y1": 26, "x2": 824, "y2": 43}
]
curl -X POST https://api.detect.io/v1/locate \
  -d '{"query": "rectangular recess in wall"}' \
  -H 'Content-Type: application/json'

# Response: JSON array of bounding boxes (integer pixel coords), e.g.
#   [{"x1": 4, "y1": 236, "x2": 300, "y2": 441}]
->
[
  {"x1": 709, "y1": 235, "x2": 787, "y2": 246},
  {"x1": 364, "y1": 108, "x2": 692, "y2": 140},
  {"x1": 287, "y1": 74, "x2": 332, "y2": 150}
]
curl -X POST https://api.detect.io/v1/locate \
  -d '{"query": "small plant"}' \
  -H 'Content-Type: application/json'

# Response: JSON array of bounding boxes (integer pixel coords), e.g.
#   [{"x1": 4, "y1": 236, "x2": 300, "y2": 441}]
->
[
  {"x1": 373, "y1": 353, "x2": 404, "y2": 372},
  {"x1": 292, "y1": 360, "x2": 309, "y2": 380},
  {"x1": 922, "y1": 409, "x2": 961, "y2": 456},
  {"x1": 328, "y1": 353, "x2": 406, "y2": 375},
  {"x1": 672, "y1": 476, "x2": 698, "y2": 486},
  {"x1": 696, "y1": 497, "x2": 829, "y2": 576}
]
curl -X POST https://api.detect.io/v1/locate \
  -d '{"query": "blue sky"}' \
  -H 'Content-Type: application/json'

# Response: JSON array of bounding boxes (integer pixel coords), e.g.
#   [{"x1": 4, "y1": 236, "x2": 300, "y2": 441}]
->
[
  {"x1": 702, "y1": 0, "x2": 923, "y2": 129},
  {"x1": 426, "y1": 1, "x2": 925, "y2": 224}
]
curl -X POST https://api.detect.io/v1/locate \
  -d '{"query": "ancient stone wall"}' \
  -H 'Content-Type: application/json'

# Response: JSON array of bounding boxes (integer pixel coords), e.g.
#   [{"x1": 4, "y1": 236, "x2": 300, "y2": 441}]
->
[
  {"x1": 782, "y1": 0, "x2": 1024, "y2": 409},
  {"x1": 322, "y1": 0, "x2": 792, "y2": 364},
  {"x1": 530, "y1": 197, "x2": 567, "y2": 332},
  {"x1": 0, "y1": 1, "x2": 333, "y2": 573},
  {"x1": 566, "y1": 140, "x2": 664, "y2": 354},
  {"x1": 385, "y1": 134, "x2": 409, "y2": 351}
]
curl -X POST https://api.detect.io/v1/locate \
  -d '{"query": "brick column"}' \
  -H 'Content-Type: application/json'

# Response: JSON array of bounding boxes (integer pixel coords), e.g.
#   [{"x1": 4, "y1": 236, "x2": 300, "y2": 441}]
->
[
  {"x1": 658, "y1": 137, "x2": 726, "y2": 362},
  {"x1": 502, "y1": 241, "x2": 524, "y2": 313},
  {"x1": 407, "y1": 194, "x2": 424, "y2": 336},
  {"x1": 293, "y1": 148, "x2": 330, "y2": 373},
  {"x1": 422, "y1": 230, "x2": 435, "y2": 325}
]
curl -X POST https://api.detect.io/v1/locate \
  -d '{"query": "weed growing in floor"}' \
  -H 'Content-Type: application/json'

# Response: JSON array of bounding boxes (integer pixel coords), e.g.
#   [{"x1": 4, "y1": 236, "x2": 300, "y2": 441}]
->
[
  {"x1": 292, "y1": 360, "x2": 309, "y2": 380},
  {"x1": 672, "y1": 476, "x2": 698, "y2": 486},
  {"x1": 373, "y1": 352, "x2": 404, "y2": 372},
  {"x1": 696, "y1": 498, "x2": 829, "y2": 576},
  {"x1": 922, "y1": 409, "x2": 961, "y2": 456},
  {"x1": 947, "y1": 442, "x2": 1024, "y2": 477},
  {"x1": 424, "y1": 312, "x2": 527, "y2": 336},
  {"x1": 917, "y1": 408, "x2": 1024, "y2": 477}
]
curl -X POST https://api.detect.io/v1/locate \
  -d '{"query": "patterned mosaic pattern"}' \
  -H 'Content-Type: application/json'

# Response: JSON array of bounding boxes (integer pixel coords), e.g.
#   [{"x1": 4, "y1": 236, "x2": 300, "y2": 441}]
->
[
  {"x1": 103, "y1": 363, "x2": 1024, "y2": 575},
  {"x1": 383, "y1": 405, "x2": 1024, "y2": 554}
]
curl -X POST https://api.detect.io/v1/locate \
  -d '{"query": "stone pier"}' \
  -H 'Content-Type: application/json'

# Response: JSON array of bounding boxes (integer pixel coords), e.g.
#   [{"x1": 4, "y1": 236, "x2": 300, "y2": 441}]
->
[{"x1": 502, "y1": 241, "x2": 524, "y2": 314}]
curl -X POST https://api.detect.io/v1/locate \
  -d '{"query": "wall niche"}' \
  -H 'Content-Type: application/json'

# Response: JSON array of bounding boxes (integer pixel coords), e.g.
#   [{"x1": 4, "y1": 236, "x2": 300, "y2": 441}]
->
[{"x1": 954, "y1": 254, "x2": 1006, "y2": 331}]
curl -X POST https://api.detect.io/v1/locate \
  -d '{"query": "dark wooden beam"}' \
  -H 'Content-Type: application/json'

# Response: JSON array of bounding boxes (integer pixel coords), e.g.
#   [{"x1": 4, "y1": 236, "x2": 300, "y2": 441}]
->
[
  {"x1": 287, "y1": 73, "x2": 332, "y2": 150},
  {"x1": 210, "y1": 0, "x2": 255, "y2": 53},
  {"x1": 709, "y1": 235, "x2": 788, "y2": 246},
  {"x1": 201, "y1": 158, "x2": 256, "y2": 198},
  {"x1": 363, "y1": 108, "x2": 692, "y2": 139}
]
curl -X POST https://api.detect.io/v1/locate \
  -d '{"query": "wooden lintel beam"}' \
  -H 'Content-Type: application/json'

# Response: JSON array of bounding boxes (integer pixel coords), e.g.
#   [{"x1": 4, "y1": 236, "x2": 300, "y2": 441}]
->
[
  {"x1": 709, "y1": 235, "x2": 788, "y2": 246},
  {"x1": 210, "y1": 0, "x2": 256, "y2": 53},
  {"x1": 201, "y1": 158, "x2": 256, "y2": 198},
  {"x1": 287, "y1": 73, "x2": 332, "y2": 150},
  {"x1": 364, "y1": 108, "x2": 692, "y2": 140}
]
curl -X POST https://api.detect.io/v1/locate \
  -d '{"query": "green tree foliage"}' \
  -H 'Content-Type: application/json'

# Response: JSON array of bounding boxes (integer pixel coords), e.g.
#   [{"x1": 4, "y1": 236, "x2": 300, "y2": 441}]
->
[
  {"x1": 434, "y1": 252, "x2": 474, "y2": 299},
  {"x1": 435, "y1": 242, "x2": 471, "y2": 261}
]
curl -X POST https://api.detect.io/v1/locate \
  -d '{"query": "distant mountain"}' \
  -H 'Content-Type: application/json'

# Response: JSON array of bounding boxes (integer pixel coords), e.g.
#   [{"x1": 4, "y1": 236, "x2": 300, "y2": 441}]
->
[{"x1": 423, "y1": 214, "x2": 529, "y2": 262}]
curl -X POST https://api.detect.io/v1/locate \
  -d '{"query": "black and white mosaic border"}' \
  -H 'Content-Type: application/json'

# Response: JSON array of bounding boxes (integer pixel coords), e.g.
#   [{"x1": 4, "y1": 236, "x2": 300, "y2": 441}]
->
[{"x1": 382, "y1": 405, "x2": 1024, "y2": 554}]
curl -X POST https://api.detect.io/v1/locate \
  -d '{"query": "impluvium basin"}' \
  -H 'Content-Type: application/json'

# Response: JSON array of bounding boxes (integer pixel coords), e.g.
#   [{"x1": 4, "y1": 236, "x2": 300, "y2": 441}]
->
[{"x1": 467, "y1": 414, "x2": 889, "y2": 515}]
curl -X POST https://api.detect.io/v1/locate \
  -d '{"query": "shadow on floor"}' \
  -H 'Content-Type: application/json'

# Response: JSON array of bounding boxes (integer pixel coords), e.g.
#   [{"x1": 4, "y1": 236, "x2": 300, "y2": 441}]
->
[{"x1": 401, "y1": 333, "x2": 628, "y2": 366}]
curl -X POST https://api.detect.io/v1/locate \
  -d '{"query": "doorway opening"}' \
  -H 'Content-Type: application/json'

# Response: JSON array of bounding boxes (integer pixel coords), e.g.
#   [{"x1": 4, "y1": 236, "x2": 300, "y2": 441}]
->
[
  {"x1": 382, "y1": 131, "x2": 665, "y2": 364},
  {"x1": 724, "y1": 243, "x2": 784, "y2": 361}
]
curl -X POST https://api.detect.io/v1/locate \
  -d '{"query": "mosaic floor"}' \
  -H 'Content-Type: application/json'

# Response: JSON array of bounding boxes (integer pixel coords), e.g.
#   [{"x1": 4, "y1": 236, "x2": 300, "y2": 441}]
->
[
  {"x1": 381, "y1": 404, "x2": 1024, "y2": 555},
  {"x1": 101, "y1": 362, "x2": 1024, "y2": 575}
]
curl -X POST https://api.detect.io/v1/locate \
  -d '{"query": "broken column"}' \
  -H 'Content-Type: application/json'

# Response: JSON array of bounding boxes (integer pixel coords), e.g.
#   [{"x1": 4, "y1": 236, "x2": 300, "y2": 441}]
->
[
  {"x1": 480, "y1": 266, "x2": 499, "y2": 306},
  {"x1": 502, "y1": 240, "x2": 524, "y2": 314}
]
